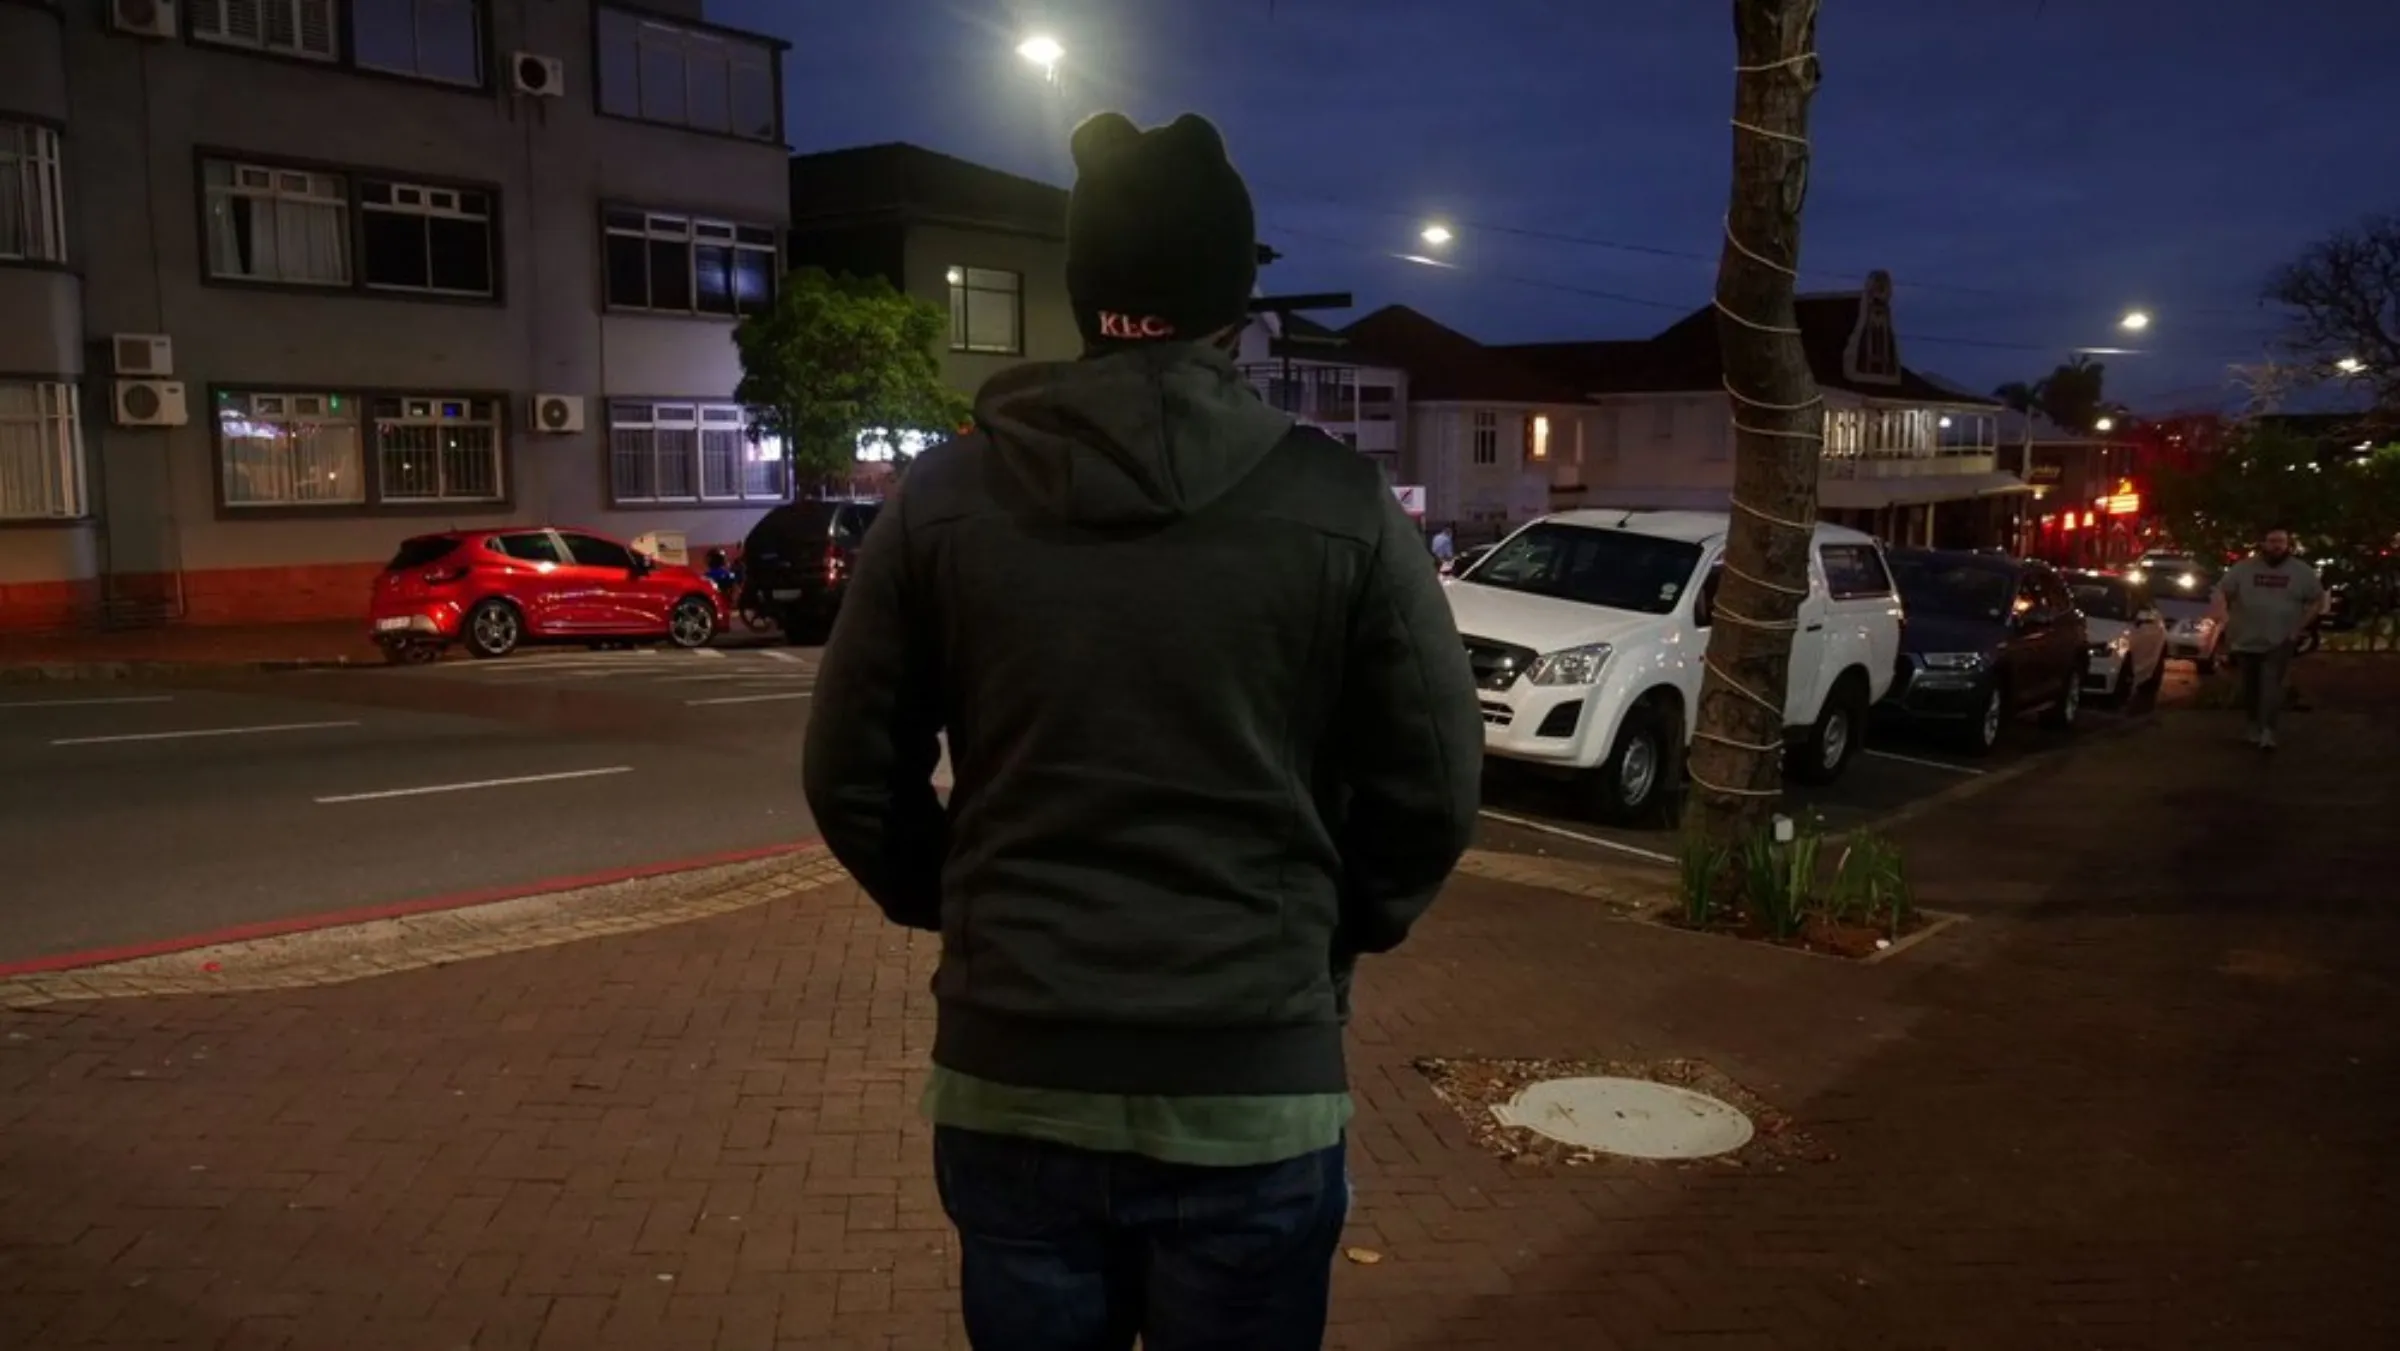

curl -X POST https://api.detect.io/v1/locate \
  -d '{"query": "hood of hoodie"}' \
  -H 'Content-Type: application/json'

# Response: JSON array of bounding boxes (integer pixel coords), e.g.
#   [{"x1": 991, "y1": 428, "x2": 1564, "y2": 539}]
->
[{"x1": 974, "y1": 344, "x2": 1295, "y2": 526}]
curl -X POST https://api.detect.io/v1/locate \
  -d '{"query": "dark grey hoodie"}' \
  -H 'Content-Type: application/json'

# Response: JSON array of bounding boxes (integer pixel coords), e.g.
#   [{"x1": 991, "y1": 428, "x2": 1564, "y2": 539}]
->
[{"x1": 802, "y1": 344, "x2": 1482, "y2": 1099}]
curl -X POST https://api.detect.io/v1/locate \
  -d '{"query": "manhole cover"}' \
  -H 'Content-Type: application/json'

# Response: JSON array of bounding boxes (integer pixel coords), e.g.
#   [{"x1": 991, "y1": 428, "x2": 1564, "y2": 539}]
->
[{"x1": 1490, "y1": 1076, "x2": 1755, "y2": 1159}]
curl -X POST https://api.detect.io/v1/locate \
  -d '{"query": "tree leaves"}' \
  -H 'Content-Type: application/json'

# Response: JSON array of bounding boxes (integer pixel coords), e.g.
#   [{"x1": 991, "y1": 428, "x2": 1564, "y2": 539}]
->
[{"x1": 733, "y1": 269, "x2": 973, "y2": 489}]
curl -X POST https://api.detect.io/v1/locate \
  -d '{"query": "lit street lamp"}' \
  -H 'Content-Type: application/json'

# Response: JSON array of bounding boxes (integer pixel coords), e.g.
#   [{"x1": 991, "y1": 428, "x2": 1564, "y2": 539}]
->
[
  {"x1": 2119, "y1": 310, "x2": 2150, "y2": 332},
  {"x1": 2094, "y1": 416, "x2": 2116, "y2": 433},
  {"x1": 2335, "y1": 356, "x2": 2368, "y2": 376},
  {"x1": 1419, "y1": 223, "x2": 1454, "y2": 247}
]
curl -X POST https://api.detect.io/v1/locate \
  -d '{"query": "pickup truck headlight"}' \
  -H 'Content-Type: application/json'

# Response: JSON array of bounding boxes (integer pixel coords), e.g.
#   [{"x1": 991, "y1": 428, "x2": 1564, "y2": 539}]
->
[
  {"x1": 2107, "y1": 630, "x2": 2131, "y2": 655},
  {"x1": 1527, "y1": 642, "x2": 1613, "y2": 686},
  {"x1": 1921, "y1": 652, "x2": 1988, "y2": 672}
]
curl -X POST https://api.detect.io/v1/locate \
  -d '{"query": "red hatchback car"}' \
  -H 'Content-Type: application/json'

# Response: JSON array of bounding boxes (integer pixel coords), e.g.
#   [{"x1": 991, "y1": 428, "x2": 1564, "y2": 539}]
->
[{"x1": 369, "y1": 527, "x2": 725, "y2": 663}]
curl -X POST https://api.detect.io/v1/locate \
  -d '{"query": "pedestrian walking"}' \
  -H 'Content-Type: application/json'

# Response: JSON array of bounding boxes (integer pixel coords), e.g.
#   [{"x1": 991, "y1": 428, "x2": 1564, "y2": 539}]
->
[
  {"x1": 2203, "y1": 525, "x2": 2326, "y2": 751},
  {"x1": 802, "y1": 110, "x2": 1484, "y2": 1351},
  {"x1": 1429, "y1": 523, "x2": 1455, "y2": 564}
]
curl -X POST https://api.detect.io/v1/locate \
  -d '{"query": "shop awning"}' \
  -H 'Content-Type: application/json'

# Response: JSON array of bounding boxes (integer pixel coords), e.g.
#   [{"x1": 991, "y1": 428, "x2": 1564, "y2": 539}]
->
[{"x1": 1819, "y1": 471, "x2": 2032, "y2": 511}]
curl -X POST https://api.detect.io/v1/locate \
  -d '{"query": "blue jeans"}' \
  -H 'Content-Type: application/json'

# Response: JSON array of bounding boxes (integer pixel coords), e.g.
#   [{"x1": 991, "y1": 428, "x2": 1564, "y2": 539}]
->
[{"x1": 932, "y1": 1126, "x2": 1349, "y2": 1351}]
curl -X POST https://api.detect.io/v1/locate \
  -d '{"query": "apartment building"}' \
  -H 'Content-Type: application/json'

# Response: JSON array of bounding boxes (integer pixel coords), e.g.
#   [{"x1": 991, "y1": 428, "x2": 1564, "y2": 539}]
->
[
  {"x1": 0, "y1": 0, "x2": 790, "y2": 632},
  {"x1": 786, "y1": 142, "x2": 1081, "y2": 407},
  {"x1": 1233, "y1": 311, "x2": 1408, "y2": 484}
]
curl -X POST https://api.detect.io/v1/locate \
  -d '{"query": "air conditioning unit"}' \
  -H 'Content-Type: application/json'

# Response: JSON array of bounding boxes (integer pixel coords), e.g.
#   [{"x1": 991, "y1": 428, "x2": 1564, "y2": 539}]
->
[
  {"x1": 109, "y1": 0, "x2": 178, "y2": 39},
  {"x1": 530, "y1": 393, "x2": 585, "y2": 433},
  {"x1": 114, "y1": 380, "x2": 190, "y2": 428},
  {"x1": 111, "y1": 333, "x2": 174, "y2": 377},
  {"x1": 512, "y1": 52, "x2": 566, "y2": 98}
]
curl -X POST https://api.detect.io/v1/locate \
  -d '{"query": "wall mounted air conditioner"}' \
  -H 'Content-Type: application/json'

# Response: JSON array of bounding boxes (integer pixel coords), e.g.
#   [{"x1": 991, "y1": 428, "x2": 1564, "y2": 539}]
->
[
  {"x1": 114, "y1": 380, "x2": 190, "y2": 428},
  {"x1": 111, "y1": 333, "x2": 175, "y2": 377},
  {"x1": 512, "y1": 53, "x2": 566, "y2": 98},
  {"x1": 109, "y1": 0, "x2": 178, "y2": 40},
  {"x1": 530, "y1": 393, "x2": 585, "y2": 433}
]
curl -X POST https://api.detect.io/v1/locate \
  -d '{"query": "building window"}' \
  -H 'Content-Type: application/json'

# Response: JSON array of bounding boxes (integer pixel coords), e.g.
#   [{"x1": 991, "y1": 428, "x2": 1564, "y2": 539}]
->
[
  {"x1": 596, "y1": 7, "x2": 780, "y2": 141},
  {"x1": 202, "y1": 160, "x2": 351, "y2": 286},
  {"x1": 0, "y1": 381, "x2": 85, "y2": 520},
  {"x1": 216, "y1": 392, "x2": 367, "y2": 507},
  {"x1": 352, "y1": 0, "x2": 485, "y2": 87},
  {"x1": 946, "y1": 267, "x2": 1021, "y2": 354},
  {"x1": 1524, "y1": 414, "x2": 1551, "y2": 461},
  {"x1": 608, "y1": 402, "x2": 786, "y2": 504},
  {"x1": 370, "y1": 396, "x2": 504, "y2": 503},
  {"x1": 604, "y1": 210, "x2": 777, "y2": 317},
  {"x1": 1471, "y1": 411, "x2": 1498, "y2": 466},
  {"x1": 0, "y1": 123, "x2": 67, "y2": 265},
  {"x1": 191, "y1": 0, "x2": 340, "y2": 62},
  {"x1": 360, "y1": 179, "x2": 495, "y2": 297}
]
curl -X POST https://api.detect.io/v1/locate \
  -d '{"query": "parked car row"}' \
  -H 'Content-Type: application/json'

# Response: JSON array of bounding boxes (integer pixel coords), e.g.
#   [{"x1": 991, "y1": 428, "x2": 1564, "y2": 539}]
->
[
  {"x1": 365, "y1": 498, "x2": 882, "y2": 663},
  {"x1": 1442, "y1": 510, "x2": 2186, "y2": 824}
]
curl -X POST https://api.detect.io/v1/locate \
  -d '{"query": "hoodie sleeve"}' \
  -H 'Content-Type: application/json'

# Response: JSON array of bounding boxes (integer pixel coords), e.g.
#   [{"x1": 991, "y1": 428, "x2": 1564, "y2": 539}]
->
[
  {"x1": 1331, "y1": 489, "x2": 1484, "y2": 955},
  {"x1": 801, "y1": 490, "x2": 949, "y2": 931}
]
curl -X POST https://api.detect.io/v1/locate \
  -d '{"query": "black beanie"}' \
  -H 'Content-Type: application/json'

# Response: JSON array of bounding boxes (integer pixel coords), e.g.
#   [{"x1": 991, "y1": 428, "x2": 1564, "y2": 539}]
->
[{"x1": 1065, "y1": 112, "x2": 1257, "y2": 351}]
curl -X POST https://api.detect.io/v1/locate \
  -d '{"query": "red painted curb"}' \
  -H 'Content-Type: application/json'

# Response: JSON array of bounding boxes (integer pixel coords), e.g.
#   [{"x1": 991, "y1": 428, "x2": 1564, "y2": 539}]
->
[{"x1": 0, "y1": 839, "x2": 827, "y2": 979}]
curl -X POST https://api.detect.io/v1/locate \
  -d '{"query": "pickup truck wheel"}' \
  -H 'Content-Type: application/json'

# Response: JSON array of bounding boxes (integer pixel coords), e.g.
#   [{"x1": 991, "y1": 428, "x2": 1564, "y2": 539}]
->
[
  {"x1": 1589, "y1": 702, "x2": 1673, "y2": 825},
  {"x1": 1788, "y1": 678, "x2": 1866, "y2": 785}
]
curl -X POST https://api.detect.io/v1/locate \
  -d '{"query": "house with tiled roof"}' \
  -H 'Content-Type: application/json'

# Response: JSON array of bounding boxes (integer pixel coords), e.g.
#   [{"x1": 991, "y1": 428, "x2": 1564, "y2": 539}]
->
[
  {"x1": 1338, "y1": 306, "x2": 1600, "y2": 538},
  {"x1": 1499, "y1": 272, "x2": 2026, "y2": 548}
]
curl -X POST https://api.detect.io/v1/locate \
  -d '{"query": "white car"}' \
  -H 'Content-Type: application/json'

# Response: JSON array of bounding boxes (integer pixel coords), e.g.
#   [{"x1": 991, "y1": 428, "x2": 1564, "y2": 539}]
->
[
  {"x1": 2065, "y1": 570, "x2": 2169, "y2": 704},
  {"x1": 1445, "y1": 510, "x2": 1904, "y2": 823}
]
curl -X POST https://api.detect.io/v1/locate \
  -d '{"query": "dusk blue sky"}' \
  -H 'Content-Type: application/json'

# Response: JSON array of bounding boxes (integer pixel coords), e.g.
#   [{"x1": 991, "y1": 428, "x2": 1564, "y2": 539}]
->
[{"x1": 716, "y1": 0, "x2": 2398, "y2": 413}]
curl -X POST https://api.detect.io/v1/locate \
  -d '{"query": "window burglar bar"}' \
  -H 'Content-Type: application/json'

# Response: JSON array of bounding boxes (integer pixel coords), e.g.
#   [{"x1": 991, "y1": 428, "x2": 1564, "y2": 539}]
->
[
  {"x1": 0, "y1": 382, "x2": 85, "y2": 520},
  {"x1": 371, "y1": 397, "x2": 503, "y2": 502},
  {"x1": 217, "y1": 393, "x2": 365, "y2": 507},
  {"x1": 609, "y1": 402, "x2": 783, "y2": 504},
  {"x1": 0, "y1": 123, "x2": 67, "y2": 264},
  {"x1": 192, "y1": 0, "x2": 340, "y2": 61}
]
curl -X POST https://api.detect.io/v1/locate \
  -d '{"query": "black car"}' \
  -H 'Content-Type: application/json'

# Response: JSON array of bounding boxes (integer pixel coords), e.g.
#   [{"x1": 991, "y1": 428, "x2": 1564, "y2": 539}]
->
[
  {"x1": 1879, "y1": 550, "x2": 2089, "y2": 755},
  {"x1": 739, "y1": 498, "x2": 881, "y2": 643}
]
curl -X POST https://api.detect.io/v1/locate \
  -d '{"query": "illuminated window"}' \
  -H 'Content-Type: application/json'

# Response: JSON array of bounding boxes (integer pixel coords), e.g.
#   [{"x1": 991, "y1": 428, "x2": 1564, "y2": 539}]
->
[
  {"x1": 216, "y1": 392, "x2": 364, "y2": 507},
  {"x1": 948, "y1": 267, "x2": 1022, "y2": 354},
  {"x1": 369, "y1": 396, "x2": 503, "y2": 503},
  {"x1": 609, "y1": 402, "x2": 784, "y2": 504},
  {"x1": 0, "y1": 381, "x2": 84, "y2": 520},
  {"x1": 1525, "y1": 414, "x2": 1551, "y2": 461}
]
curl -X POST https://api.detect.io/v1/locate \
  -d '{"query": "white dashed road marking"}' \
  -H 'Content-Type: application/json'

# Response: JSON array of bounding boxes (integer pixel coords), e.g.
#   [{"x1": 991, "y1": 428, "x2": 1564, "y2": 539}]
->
[
  {"x1": 1862, "y1": 749, "x2": 1987, "y2": 776},
  {"x1": 1475, "y1": 809, "x2": 1677, "y2": 864}
]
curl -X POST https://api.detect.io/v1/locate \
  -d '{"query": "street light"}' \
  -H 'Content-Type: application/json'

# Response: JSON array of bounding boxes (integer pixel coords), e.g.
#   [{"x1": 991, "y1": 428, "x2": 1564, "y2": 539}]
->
[
  {"x1": 1016, "y1": 34, "x2": 1063, "y2": 80},
  {"x1": 2094, "y1": 416, "x2": 2116, "y2": 433},
  {"x1": 1419, "y1": 223, "x2": 1454, "y2": 247},
  {"x1": 2335, "y1": 356, "x2": 2368, "y2": 375},
  {"x1": 2119, "y1": 310, "x2": 2150, "y2": 332}
]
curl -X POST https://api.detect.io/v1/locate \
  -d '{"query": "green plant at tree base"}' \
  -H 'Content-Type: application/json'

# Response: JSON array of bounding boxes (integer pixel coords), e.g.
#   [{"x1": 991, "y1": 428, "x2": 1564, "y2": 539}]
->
[
  {"x1": 734, "y1": 268, "x2": 972, "y2": 491},
  {"x1": 1677, "y1": 835, "x2": 1730, "y2": 927},
  {"x1": 1737, "y1": 824, "x2": 1810, "y2": 940},
  {"x1": 1828, "y1": 832, "x2": 1914, "y2": 936}
]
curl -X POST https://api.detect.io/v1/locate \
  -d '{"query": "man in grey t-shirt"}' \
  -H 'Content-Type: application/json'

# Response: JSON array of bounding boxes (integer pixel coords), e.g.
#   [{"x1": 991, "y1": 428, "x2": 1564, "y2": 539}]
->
[{"x1": 2204, "y1": 526, "x2": 2326, "y2": 750}]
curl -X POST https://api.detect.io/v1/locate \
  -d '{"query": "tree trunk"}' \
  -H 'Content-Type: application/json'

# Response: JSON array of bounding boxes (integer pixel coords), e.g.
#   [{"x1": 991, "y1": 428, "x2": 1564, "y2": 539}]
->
[{"x1": 1682, "y1": 0, "x2": 1826, "y2": 853}]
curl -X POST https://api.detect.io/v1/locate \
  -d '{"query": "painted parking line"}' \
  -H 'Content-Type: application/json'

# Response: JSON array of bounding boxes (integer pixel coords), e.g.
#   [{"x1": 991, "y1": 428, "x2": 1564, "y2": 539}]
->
[
  {"x1": 51, "y1": 720, "x2": 361, "y2": 747},
  {"x1": 0, "y1": 695, "x2": 177, "y2": 710},
  {"x1": 1862, "y1": 749, "x2": 1988, "y2": 776},
  {"x1": 686, "y1": 691, "x2": 813, "y2": 706},
  {"x1": 759, "y1": 649, "x2": 806, "y2": 664},
  {"x1": 1476, "y1": 808, "x2": 1677, "y2": 864},
  {"x1": 314, "y1": 765, "x2": 636, "y2": 805}
]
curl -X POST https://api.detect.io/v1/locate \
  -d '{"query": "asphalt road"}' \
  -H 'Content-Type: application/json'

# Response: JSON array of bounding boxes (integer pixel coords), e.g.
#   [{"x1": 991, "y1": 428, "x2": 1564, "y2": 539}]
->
[
  {"x1": 0, "y1": 648, "x2": 822, "y2": 965},
  {"x1": 0, "y1": 640, "x2": 2190, "y2": 967}
]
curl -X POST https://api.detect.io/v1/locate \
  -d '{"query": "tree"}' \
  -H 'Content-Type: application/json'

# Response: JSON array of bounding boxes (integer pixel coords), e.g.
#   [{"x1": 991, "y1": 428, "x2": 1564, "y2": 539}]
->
[
  {"x1": 2264, "y1": 213, "x2": 2400, "y2": 408},
  {"x1": 734, "y1": 268, "x2": 971, "y2": 489},
  {"x1": 2154, "y1": 423, "x2": 2400, "y2": 568},
  {"x1": 1682, "y1": 0, "x2": 1824, "y2": 852},
  {"x1": 1992, "y1": 354, "x2": 2108, "y2": 433}
]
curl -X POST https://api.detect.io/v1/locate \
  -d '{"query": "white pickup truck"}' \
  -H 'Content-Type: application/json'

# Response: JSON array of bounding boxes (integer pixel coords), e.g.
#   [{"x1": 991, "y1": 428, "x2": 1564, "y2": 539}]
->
[{"x1": 1443, "y1": 509, "x2": 1904, "y2": 823}]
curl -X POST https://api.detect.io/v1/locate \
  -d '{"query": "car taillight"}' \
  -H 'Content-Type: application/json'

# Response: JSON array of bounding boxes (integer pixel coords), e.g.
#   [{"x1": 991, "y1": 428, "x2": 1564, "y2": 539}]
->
[
  {"x1": 825, "y1": 544, "x2": 845, "y2": 582},
  {"x1": 423, "y1": 565, "x2": 469, "y2": 584}
]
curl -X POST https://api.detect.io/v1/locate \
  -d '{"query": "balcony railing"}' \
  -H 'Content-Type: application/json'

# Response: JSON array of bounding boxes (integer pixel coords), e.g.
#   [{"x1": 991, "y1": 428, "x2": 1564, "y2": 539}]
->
[{"x1": 1819, "y1": 406, "x2": 2000, "y2": 478}]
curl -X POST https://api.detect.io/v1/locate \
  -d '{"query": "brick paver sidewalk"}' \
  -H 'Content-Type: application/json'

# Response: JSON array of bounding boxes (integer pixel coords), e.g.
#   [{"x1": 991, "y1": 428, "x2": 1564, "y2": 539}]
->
[
  {"x1": 4, "y1": 666, "x2": 2397, "y2": 1348},
  {"x1": 0, "y1": 622, "x2": 377, "y2": 678}
]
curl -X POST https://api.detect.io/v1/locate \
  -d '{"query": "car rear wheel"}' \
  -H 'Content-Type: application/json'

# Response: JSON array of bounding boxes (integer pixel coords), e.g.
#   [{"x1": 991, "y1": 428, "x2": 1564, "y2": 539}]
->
[
  {"x1": 2042, "y1": 674, "x2": 2082, "y2": 730},
  {"x1": 1955, "y1": 684, "x2": 2005, "y2": 757},
  {"x1": 1789, "y1": 676, "x2": 1867, "y2": 785},
  {"x1": 464, "y1": 599, "x2": 521, "y2": 659},
  {"x1": 667, "y1": 595, "x2": 717, "y2": 649}
]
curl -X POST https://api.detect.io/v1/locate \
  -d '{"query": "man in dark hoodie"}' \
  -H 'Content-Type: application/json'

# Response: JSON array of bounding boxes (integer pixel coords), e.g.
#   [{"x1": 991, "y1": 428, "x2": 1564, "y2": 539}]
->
[{"x1": 802, "y1": 111, "x2": 1483, "y2": 1351}]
